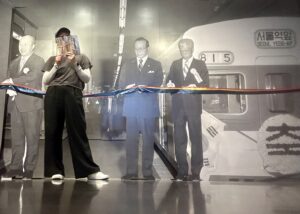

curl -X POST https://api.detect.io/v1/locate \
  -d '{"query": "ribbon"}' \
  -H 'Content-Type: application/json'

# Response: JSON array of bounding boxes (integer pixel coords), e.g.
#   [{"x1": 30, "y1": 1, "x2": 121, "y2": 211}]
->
[{"x1": 1, "y1": 83, "x2": 300, "y2": 98}]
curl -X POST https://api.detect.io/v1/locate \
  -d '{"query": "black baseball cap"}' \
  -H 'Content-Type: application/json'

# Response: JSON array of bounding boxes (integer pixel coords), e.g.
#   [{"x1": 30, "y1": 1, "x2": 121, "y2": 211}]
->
[{"x1": 55, "y1": 27, "x2": 71, "y2": 38}]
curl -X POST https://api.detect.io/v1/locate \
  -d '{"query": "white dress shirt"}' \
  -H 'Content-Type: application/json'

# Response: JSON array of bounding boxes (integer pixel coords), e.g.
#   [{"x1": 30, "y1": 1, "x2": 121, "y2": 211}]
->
[
  {"x1": 182, "y1": 57, "x2": 193, "y2": 71},
  {"x1": 19, "y1": 54, "x2": 32, "y2": 72}
]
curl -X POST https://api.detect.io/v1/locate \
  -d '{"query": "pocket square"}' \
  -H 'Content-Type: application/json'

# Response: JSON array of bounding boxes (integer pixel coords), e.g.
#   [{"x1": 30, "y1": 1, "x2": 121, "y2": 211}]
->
[{"x1": 148, "y1": 70, "x2": 155, "y2": 74}]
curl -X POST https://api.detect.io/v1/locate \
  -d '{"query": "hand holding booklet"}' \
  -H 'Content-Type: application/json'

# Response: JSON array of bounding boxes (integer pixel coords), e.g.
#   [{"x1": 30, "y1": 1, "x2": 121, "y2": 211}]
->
[{"x1": 56, "y1": 35, "x2": 80, "y2": 56}]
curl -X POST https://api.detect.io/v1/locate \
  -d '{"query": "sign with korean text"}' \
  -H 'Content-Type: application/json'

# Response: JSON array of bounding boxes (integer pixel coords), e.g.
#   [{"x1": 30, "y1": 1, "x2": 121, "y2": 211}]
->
[
  {"x1": 258, "y1": 114, "x2": 300, "y2": 176},
  {"x1": 255, "y1": 29, "x2": 296, "y2": 49}
]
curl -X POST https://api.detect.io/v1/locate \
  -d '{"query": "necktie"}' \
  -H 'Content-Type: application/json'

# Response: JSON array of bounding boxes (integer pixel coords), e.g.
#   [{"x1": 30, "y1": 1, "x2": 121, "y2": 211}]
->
[
  {"x1": 19, "y1": 57, "x2": 25, "y2": 72},
  {"x1": 138, "y1": 58, "x2": 143, "y2": 71},
  {"x1": 183, "y1": 60, "x2": 189, "y2": 79}
]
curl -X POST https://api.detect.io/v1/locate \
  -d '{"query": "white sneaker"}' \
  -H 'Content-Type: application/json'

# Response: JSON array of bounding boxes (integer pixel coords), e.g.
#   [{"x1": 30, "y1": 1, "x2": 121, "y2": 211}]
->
[
  {"x1": 88, "y1": 171, "x2": 109, "y2": 180},
  {"x1": 51, "y1": 174, "x2": 64, "y2": 180},
  {"x1": 87, "y1": 180, "x2": 109, "y2": 189},
  {"x1": 51, "y1": 180, "x2": 64, "y2": 185}
]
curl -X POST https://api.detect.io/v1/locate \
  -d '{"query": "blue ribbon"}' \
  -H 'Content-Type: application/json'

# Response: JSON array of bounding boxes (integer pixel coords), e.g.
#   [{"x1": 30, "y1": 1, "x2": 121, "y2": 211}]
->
[{"x1": 1, "y1": 84, "x2": 300, "y2": 98}]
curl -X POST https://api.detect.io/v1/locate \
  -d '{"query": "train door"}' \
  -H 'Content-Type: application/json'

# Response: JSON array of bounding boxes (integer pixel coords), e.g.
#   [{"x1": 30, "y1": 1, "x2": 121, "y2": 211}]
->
[
  {"x1": 256, "y1": 65, "x2": 300, "y2": 125},
  {"x1": 254, "y1": 64, "x2": 300, "y2": 177},
  {"x1": 202, "y1": 68, "x2": 260, "y2": 131}
]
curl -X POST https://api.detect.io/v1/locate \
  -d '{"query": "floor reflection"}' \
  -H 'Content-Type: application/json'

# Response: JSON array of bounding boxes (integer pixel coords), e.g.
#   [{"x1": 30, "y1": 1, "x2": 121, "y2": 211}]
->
[{"x1": 0, "y1": 179, "x2": 300, "y2": 214}]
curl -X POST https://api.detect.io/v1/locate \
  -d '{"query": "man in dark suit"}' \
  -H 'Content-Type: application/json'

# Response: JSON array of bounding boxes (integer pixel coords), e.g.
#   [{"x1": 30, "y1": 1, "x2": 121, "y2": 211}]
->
[
  {"x1": 2, "y1": 35, "x2": 44, "y2": 179},
  {"x1": 119, "y1": 37, "x2": 163, "y2": 180},
  {"x1": 166, "y1": 38, "x2": 209, "y2": 181}
]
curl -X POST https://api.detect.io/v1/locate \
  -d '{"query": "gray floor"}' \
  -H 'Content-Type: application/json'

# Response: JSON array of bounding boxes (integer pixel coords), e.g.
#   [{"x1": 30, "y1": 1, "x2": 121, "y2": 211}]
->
[
  {"x1": 2, "y1": 139, "x2": 172, "y2": 179},
  {"x1": 0, "y1": 179, "x2": 299, "y2": 214},
  {"x1": 2, "y1": 114, "x2": 299, "y2": 214},
  {"x1": 2, "y1": 110, "x2": 172, "y2": 179}
]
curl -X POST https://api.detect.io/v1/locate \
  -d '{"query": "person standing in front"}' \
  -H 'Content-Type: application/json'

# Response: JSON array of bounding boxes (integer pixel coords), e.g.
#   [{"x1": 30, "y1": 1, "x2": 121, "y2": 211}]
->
[
  {"x1": 118, "y1": 37, "x2": 163, "y2": 180},
  {"x1": 42, "y1": 27, "x2": 108, "y2": 180},
  {"x1": 1, "y1": 35, "x2": 44, "y2": 179},
  {"x1": 166, "y1": 38, "x2": 209, "y2": 181}
]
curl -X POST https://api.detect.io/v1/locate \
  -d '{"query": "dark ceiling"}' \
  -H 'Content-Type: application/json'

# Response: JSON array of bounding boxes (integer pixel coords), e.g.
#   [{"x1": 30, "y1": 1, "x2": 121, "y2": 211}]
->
[
  {"x1": 11, "y1": 0, "x2": 300, "y2": 46},
  {"x1": 3, "y1": 0, "x2": 300, "y2": 85}
]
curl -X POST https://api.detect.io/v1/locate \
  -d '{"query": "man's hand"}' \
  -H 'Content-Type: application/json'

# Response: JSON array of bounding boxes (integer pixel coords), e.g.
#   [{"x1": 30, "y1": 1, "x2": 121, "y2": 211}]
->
[
  {"x1": 66, "y1": 52, "x2": 76, "y2": 62},
  {"x1": 66, "y1": 52, "x2": 77, "y2": 68},
  {"x1": 57, "y1": 52, "x2": 77, "y2": 68},
  {"x1": 2, "y1": 78, "x2": 17, "y2": 100},
  {"x1": 2, "y1": 78, "x2": 13, "y2": 84},
  {"x1": 8, "y1": 90, "x2": 17, "y2": 101},
  {"x1": 187, "y1": 84, "x2": 197, "y2": 88},
  {"x1": 55, "y1": 55, "x2": 62, "y2": 64},
  {"x1": 167, "y1": 80, "x2": 175, "y2": 88},
  {"x1": 125, "y1": 84, "x2": 136, "y2": 89},
  {"x1": 7, "y1": 89, "x2": 17, "y2": 97}
]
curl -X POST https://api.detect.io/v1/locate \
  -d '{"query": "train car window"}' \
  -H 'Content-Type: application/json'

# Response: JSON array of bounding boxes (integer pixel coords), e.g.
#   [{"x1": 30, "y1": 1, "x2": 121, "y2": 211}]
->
[
  {"x1": 265, "y1": 73, "x2": 293, "y2": 113},
  {"x1": 203, "y1": 74, "x2": 246, "y2": 113}
]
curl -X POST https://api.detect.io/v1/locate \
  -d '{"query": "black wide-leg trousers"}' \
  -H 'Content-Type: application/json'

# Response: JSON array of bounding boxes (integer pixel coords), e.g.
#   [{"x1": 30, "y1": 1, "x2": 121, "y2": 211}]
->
[{"x1": 44, "y1": 86, "x2": 100, "y2": 178}]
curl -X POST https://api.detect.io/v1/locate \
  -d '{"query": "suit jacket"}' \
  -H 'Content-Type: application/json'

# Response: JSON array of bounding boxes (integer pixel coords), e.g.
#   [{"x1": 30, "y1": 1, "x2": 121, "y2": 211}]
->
[
  {"x1": 8, "y1": 53, "x2": 44, "y2": 112},
  {"x1": 166, "y1": 58, "x2": 209, "y2": 117},
  {"x1": 118, "y1": 57, "x2": 163, "y2": 118}
]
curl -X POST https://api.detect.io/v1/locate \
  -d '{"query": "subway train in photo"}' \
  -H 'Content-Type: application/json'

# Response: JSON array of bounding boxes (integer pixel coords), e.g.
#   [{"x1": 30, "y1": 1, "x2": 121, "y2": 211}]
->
[{"x1": 157, "y1": 17, "x2": 300, "y2": 181}]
